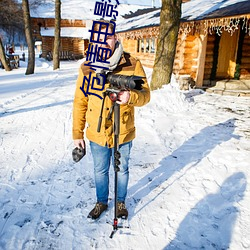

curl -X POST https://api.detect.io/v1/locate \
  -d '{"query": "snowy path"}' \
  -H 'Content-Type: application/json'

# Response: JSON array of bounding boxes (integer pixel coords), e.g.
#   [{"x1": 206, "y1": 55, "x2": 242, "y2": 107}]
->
[{"x1": 0, "y1": 59, "x2": 250, "y2": 249}]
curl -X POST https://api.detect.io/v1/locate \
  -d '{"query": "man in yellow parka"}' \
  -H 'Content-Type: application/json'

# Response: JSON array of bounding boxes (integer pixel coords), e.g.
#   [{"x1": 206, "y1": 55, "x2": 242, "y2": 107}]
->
[{"x1": 72, "y1": 20, "x2": 150, "y2": 220}]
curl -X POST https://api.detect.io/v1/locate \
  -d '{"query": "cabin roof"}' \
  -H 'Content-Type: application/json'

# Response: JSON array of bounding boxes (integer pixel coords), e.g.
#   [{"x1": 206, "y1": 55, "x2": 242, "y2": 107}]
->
[
  {"x1": 116, "y1": 0, "x2": 250, "y2": 32},
  {"x1": 30, "y1": 0, "x2": 151, "y2": 20},
  {"x1": 182, "y1": 0, "x2": 250, "y2": 21}
]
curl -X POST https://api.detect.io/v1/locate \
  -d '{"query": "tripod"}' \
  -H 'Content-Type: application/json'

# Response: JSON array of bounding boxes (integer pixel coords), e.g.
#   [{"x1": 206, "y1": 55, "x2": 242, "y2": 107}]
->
[{"x1": 97, "y1": 89, "x2": 123, "y2": 238}]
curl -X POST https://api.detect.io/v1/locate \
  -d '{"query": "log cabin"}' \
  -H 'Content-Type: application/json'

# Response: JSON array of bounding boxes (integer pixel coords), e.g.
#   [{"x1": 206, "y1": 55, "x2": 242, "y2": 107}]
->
[
  {"x1": 116, "y1": 0, "x2": 250, "y2": 93},
  {"x1": 31, "y1": 18, "x2": 89, "y2": 60}
]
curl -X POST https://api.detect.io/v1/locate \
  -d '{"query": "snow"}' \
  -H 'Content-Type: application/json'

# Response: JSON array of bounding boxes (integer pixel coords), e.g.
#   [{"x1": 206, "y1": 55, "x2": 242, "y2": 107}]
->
[
  {"x1": 0, "y1": 49, "x2": 250, "y2": 249},
  {"x1": 40, "y1": 27, "x2": 90, "y2": 39},
  {"x1": 182, "y1": 0, "x2": 249, "y2": 21},
  {"x1": 122, "y1": 0, "x2": 161, "y2": 7},
  {"x1": 116, "y1": 9, "x2": 160, "y2": 32},
  {"x1": 30, "y1": 0, "x2": 153, "y2": 20}
]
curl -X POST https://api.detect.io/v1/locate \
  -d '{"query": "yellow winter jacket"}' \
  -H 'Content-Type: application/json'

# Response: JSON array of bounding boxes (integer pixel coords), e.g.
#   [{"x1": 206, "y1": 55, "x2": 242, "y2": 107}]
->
[{"x1": 72, "y1": 52, "x2": 150, "y2": 148}]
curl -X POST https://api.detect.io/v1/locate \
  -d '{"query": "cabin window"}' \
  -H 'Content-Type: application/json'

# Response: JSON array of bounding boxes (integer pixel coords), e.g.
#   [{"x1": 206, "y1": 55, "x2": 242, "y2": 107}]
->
[{"x1": 137, "y1": 38, "x2": 156, "y2": 54}]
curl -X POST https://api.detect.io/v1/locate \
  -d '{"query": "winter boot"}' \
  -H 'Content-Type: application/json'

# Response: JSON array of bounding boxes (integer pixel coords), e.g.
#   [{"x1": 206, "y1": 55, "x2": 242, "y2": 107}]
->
[
  {"x1": 117, "y1": 202, "x2": 128, "y2": 219},
  {"x1": 87, "y1": 202, "x2": 108, "y2": 220}
]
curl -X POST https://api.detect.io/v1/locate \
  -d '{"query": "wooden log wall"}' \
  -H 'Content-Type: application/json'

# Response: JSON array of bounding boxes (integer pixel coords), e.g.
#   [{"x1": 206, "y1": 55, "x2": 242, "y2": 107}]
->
[
  {"x1": 134, "y1": 53, "x2": 155, "y2": 68},
  {"x1": 32, "y1": 18, "x2": 86, "y2": 29},
  {"x1": 120, "y1": 32, "x2": 200, "y2": 76},
  {"x1": 173, "y1": 34, "x2": 185, "y2": 75},
  {"x1": 72, "y1": 38, "x2": 88, "y2": 55},
  {"x1": 41, "y1": 37, "x2": 53, "y2": 58},
  {"x1": 41, "y1": 37, "x2": 86, "y2": 59},
  {"x1": 120, "y1": 39, "x2": 156, "y2": 68},
  {"x1": 173, "y1": 34, "x2": 199, "y2": 80},
  {"x1": 61, "y1": 38, "x2": 74, "y2": 52},
  {"x1": 240, "y1": 35, "x2": 250, "y2": 79},
  {"x1": 183, "y1": 35, "x2": 198, "y2": 79},
  {"x1": 122, "y1": 39, "x2": 137, "y2": 54}
]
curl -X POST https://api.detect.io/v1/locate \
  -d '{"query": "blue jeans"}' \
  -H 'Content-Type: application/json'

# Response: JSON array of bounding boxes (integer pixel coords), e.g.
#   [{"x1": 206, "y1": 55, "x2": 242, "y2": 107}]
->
[{"x1": 90, "y1": 141, "x2": 132, "y2": 205}]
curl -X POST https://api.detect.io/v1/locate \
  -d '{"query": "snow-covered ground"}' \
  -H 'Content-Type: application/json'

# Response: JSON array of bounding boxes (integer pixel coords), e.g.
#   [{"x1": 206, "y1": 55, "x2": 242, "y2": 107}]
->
[{"x1": 0, "y1": 50, "x2": 250, "y2": 250}]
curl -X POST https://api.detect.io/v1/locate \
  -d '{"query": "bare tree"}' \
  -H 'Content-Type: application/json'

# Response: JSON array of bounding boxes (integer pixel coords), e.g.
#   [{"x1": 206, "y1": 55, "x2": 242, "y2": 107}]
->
[
  {"x1": 22, "y1": 0, "x2": 35, "y2": 75},
  {"x1": 0, "y1": 0, "x2": 23, "y2": 71},
  {"x1": 53, "y1": 0, "x2": 61, "y2": 70},
  {"x1": 151, "y1": 0, "x2": 182, "y2": 90},
  {"x1": 29, "y1": 0, "x2": 47, "y2": 8},
  {"x1": 0, "y1": 0, "x2": 24, "y2": 34},
  {"x1": 0, "y1": 37, "x2": 11, "y2": 71}
]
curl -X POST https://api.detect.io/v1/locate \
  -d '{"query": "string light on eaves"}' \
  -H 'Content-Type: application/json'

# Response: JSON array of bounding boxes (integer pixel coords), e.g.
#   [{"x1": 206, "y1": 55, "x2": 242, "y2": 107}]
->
[{"x1": 179, "y1": 16, "x2": 250, "y2": 37}]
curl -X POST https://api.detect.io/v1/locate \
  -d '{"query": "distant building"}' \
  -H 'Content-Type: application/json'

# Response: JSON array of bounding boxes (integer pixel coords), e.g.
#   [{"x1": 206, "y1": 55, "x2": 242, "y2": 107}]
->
[
  {"x1": 31, "y1": 17, "x2": 89, "y2": 60},
  {"x1": 30, "y1": 1, "x2": 151, "y2": 61}
]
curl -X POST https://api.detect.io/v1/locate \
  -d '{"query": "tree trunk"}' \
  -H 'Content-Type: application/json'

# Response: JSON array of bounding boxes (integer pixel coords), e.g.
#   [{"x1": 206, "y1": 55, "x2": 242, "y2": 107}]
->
[
  {"x1": 22, "y1": 0, "x2": 35, "y2": 75},
  {"x1": 151, "y1": 0, "x2": 182, "y2": 90},
  {"x1": 0, "y1": 37, "x2": 11, "y2": 71},
  {"x1": 53, "y1": 0, "x2": 61, "y2": 70}
]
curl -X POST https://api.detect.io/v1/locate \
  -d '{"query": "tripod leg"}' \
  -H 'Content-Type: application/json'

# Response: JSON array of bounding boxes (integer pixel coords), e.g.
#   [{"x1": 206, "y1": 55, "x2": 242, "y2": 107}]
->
[
  {"x1": 97, "y1": 92, "x2": 107, "y2": 133},
  {"x1": 111, "y1": 102, "x2": 121, "y2": 237}
]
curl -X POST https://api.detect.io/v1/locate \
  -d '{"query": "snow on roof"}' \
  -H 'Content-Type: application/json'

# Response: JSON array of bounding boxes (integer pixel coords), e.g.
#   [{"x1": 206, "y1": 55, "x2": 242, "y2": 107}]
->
[
  {"x1": 182, "y1": 0, "x2": 250, "y2": 21},
  {"x1": 116, "y1": 8, "x2": 160, "y2": 32},
  {"x1": 35, "y1": 41, "x2": 42, "y2": 45},
  {"x1": 116, "y1": 0, "x2": 250, "y2": 32},
  {"x1": 121, "y1": 0, "x2": 161, "y2": 7},
  {"x1": 40, "y1": 27, "x2": 90, "y2": 39},
  {"x1": 30, "y1": 0, "x2": 151, "y2": 20}
]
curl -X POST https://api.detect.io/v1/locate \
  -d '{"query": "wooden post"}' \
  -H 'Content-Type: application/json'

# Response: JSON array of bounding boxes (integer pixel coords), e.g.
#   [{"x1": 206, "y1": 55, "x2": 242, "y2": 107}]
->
[
  {"x1": 149, "y1": 39, "x2": 152, "y2": 53},
  {"x1": 139, "y1": 39, "x2": 142, "y2": 53},
  {"x1": 155, "y1": 38, "x2": 158, "y2": 52},
  {"x1": 195, "y1": 32, "x2": 207, "y2": 88},
  {"x1": 144, "y1": 38, "x2": 147, "y2": 54}
]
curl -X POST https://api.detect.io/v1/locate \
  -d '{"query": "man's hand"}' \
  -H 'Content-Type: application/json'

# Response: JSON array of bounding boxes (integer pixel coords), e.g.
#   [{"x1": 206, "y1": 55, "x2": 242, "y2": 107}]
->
[
  {"x1": 74, "y1": 139, "x2": 85, "y2": 149},
  {"x1": 116, "y1": 90, "x2": 130, "y2": 105}
]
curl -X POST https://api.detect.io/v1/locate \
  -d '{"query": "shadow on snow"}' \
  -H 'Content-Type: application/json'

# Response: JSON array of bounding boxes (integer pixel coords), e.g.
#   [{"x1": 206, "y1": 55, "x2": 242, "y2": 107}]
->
[
  {"x1": 0, "y1": 100, "x2": 73, "y2": 117},
  {"x1": 128, "y1": 119, "x2": 239, "y2": 213},
  {"x1": 164, "y1": 172, "x2": 247, "y2": 249}
]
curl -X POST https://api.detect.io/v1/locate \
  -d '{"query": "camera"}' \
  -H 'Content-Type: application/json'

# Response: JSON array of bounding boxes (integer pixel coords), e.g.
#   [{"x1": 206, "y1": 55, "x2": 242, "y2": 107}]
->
[
  {"x1": 106, "y1": 74, "x2": 144, "y2": 90},
  {"x1": 96, "y1": 73, "x2": 144, "y2": 91},
  {"x1": 72, "y1": 146, "x2": 86, "y2": 162}
]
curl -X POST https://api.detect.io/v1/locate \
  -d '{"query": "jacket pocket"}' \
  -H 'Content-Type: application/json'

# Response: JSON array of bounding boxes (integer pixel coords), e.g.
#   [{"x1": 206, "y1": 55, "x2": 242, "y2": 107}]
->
[{"x1": 120, "y1": 106, "x2": 134, "y2": 133}]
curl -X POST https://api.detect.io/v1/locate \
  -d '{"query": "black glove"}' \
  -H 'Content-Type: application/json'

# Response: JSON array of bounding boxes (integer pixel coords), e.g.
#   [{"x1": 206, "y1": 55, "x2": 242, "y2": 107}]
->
[{"x1": 72, "y1": 146, "x2": 86, "y2": 162}]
